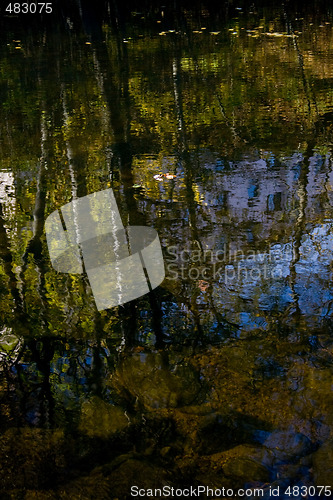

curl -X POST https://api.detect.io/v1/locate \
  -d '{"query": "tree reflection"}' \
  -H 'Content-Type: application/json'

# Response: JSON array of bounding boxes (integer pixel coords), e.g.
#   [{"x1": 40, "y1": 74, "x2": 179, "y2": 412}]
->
[{"x1": 1, "y1": 1, "x2": 333, "y2": 494}]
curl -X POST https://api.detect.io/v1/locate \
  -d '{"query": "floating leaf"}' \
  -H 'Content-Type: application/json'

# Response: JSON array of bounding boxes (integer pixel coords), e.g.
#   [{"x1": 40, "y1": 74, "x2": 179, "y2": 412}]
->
[
  {"x1": 198, "y1": 280, "x2": 209, "y2": 292},
  {"x1": 154, "y1": 173, "x2": 176, "y2": 181}
]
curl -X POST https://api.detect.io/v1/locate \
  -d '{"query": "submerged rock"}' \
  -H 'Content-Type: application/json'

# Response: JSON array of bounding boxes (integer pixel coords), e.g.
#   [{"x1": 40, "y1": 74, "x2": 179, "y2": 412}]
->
[
  {"x1": 111, "y1": 352, "x2": 205, "y2": 409},
  {"x1": 218, "y1": 444, "x2": 272, "y2": 483},
  {"x1": 0, "y1": 427, "x2": 67, "y2": 492},
  {"x1": 263, "y1": 428, "x2": 312, "y2": 462},
  {"x1": 55, "y1": 454, "x2": 174, "y2": 500},
  {"x1": 312, "y1": 439, "x2": 333, "y2": 485},
  {"x1": 79, "y1": 396, "x2": 129, "y2": 438},
  {"x1": 195, "y1": 444, "x2": 272, "y2": 488}
]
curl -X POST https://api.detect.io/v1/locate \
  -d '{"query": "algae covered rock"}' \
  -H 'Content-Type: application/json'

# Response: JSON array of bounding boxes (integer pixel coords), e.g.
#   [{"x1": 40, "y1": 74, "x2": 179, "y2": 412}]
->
[
  {"x1": 111, "y1": 352, "x2": 204, "y2": 409},
  {"x1": 192, "y1": 444, "x2": 271, "y2": 489},
  {"x1": 55, "y1": 453, "x2": 173, "y2": 500},
  {"x1": 106, "y1": 456, "x2": 172, "y2": 498},
  {"x1": 263, "y1": 428, "x2": 312, "y2": 462},
  {"x1": 0, "y1": 427, "x2": 67, "y2": 492},
  {"x1": 79, "y1": 396, "x2": 129, "y2": 438},
  {"x1": 313, "y1": 439, "x2": 333, "y2": 486},
  {"x1": 217, "y1": 444, "x2": 271, "y2": 484}
]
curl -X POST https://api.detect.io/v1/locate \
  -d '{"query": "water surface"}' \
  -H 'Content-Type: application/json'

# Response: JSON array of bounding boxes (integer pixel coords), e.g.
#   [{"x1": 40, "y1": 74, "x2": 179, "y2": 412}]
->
[{"x1": 1, "y1": 1, "x2": 333, "y2": 496}]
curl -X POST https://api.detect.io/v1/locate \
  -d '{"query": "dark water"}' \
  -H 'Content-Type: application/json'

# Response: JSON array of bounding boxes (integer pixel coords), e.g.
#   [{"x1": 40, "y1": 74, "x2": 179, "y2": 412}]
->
[{"x1": 1, "y1": 1, "x2": 333, "y2": 497}]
